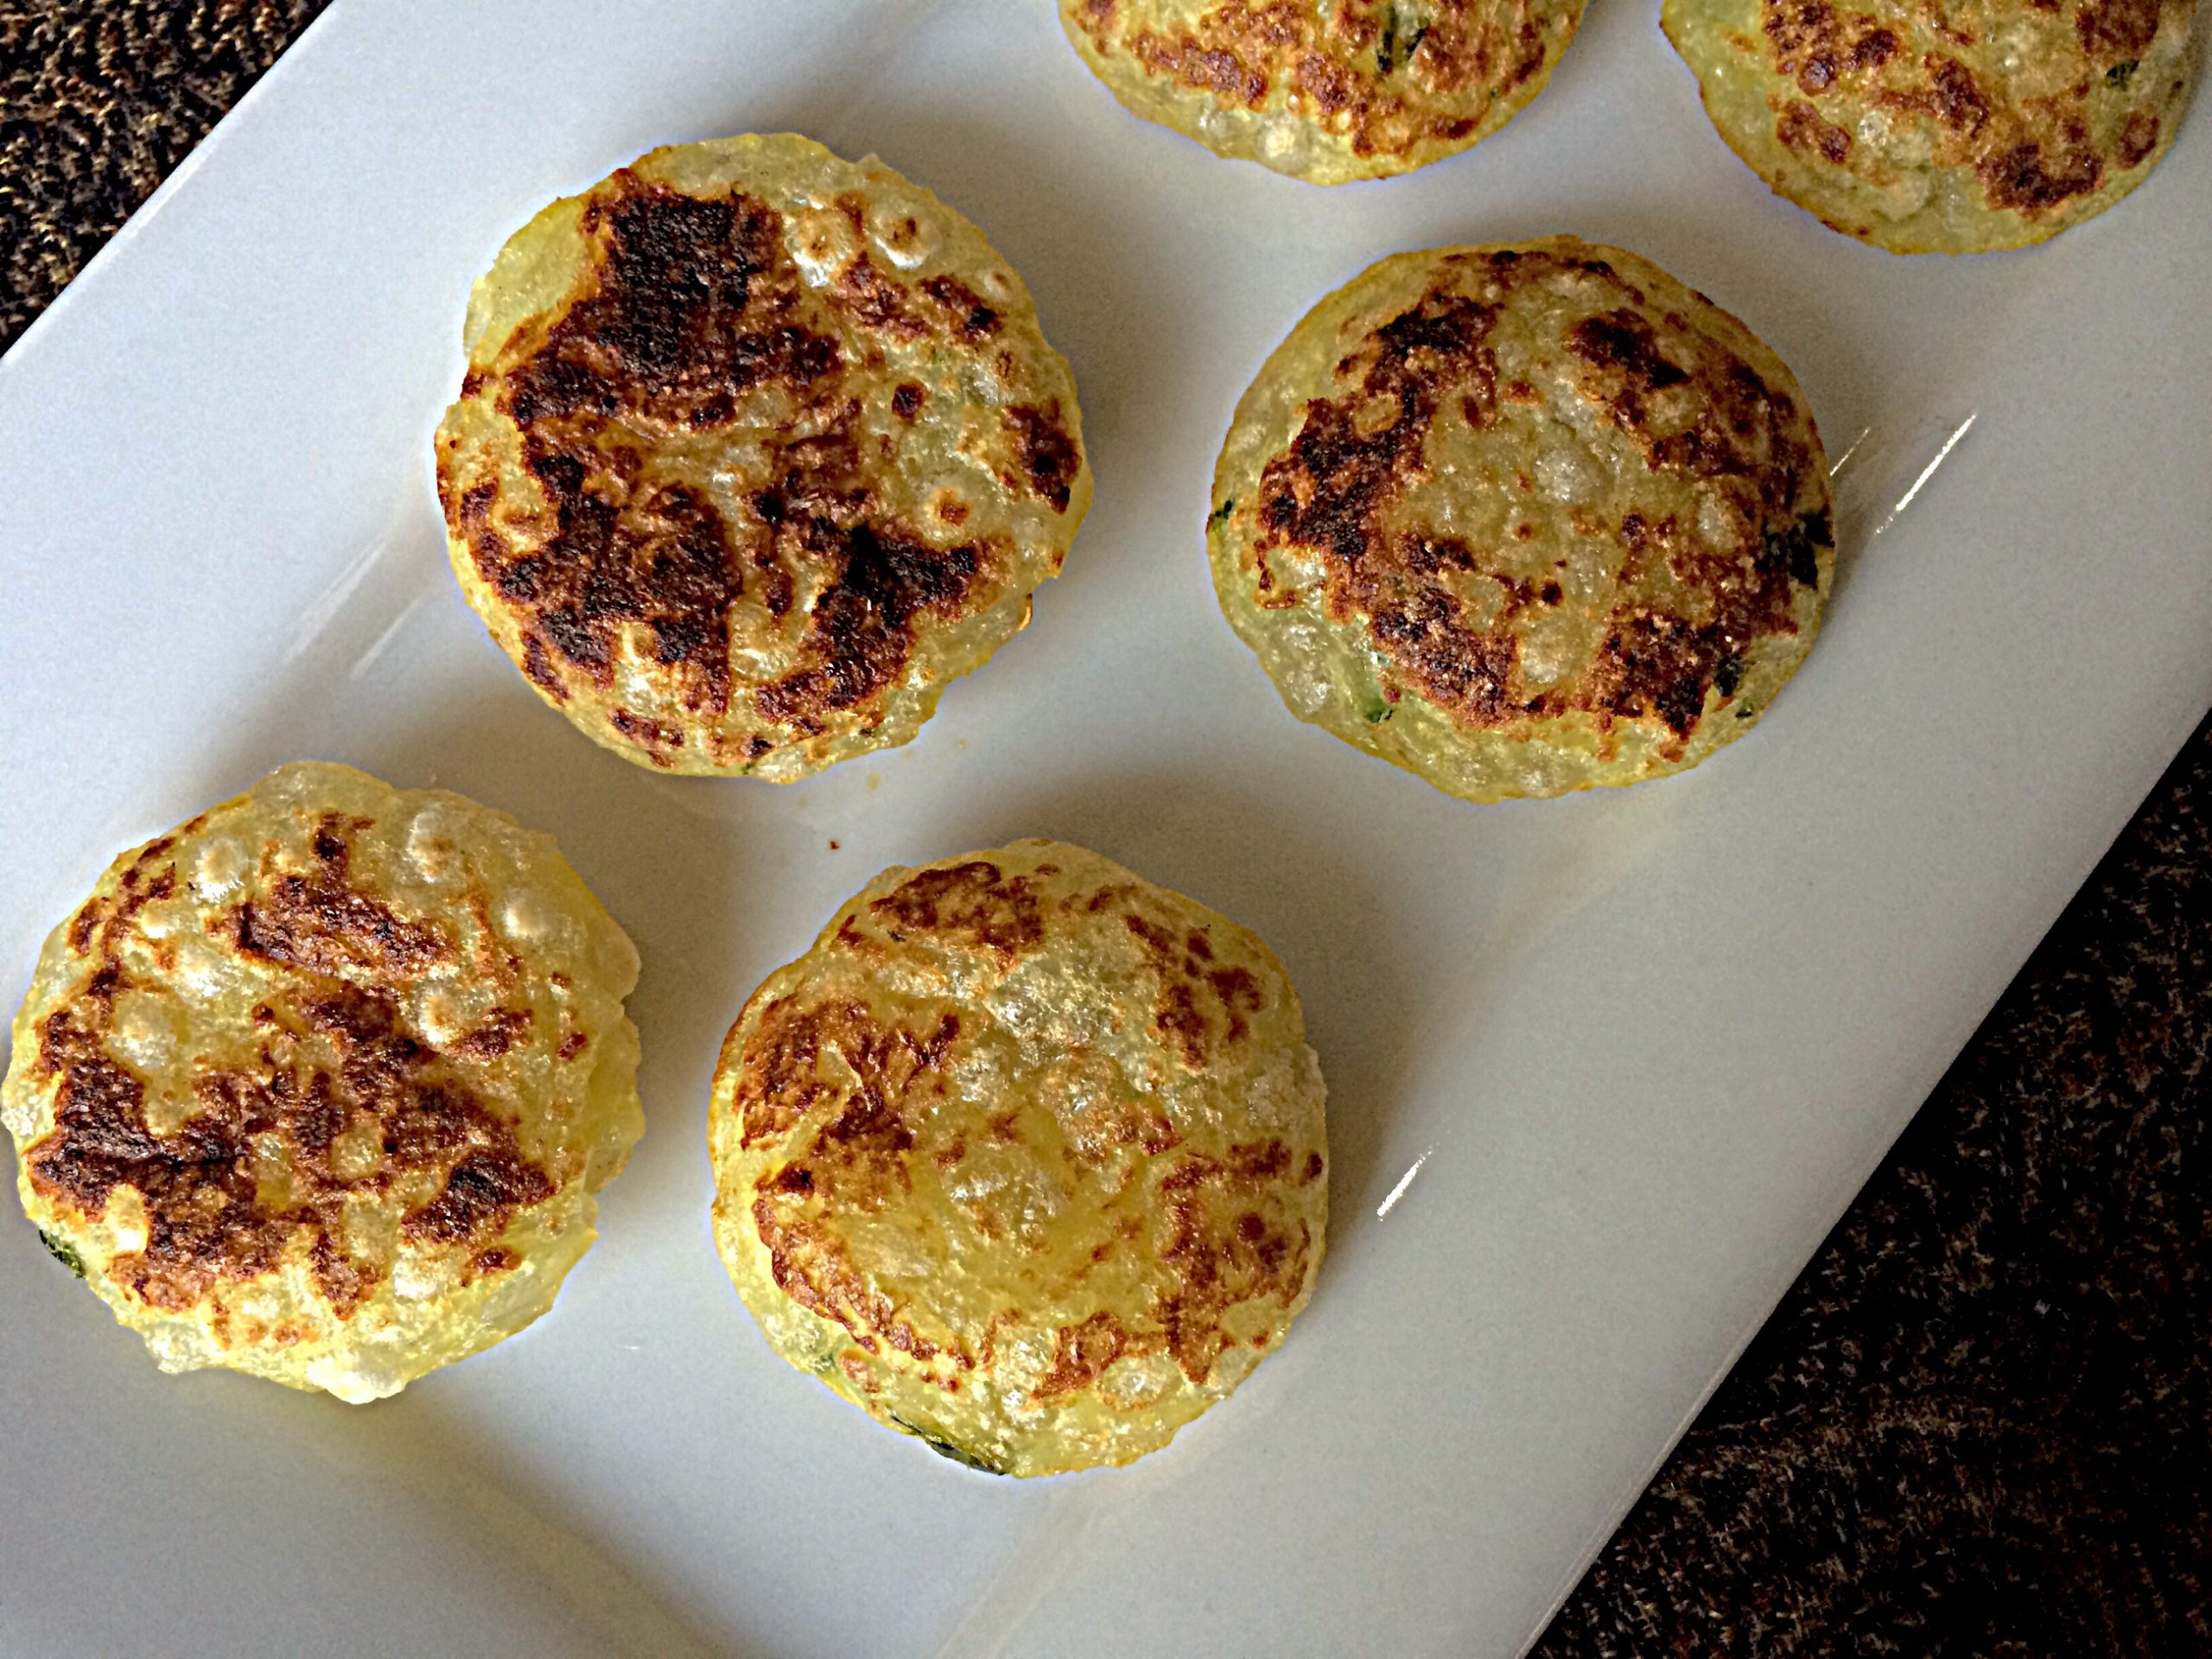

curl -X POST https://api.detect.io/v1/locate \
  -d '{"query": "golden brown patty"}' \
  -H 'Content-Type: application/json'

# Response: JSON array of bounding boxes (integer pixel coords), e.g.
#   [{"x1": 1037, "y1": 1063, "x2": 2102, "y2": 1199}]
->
[
  {"x1": 1664, "y1": 0, "x2": 2199, "y2": 252},
  {"x1": 435, "y1": 135, "x2": 1091, "y2": 779},
  {"x1": 708, "y1": 840, "x2": 1328, "y2": 1476},
  {"x1": 3, "y1": 763, "x2": 643, "y2": 1401},
  {"x1": 1058, "y1": 0, "x2": 1587, "y2": 183},
  {"x1": 1210, "y1": 238, "x2": 1834, "y2": 802}
]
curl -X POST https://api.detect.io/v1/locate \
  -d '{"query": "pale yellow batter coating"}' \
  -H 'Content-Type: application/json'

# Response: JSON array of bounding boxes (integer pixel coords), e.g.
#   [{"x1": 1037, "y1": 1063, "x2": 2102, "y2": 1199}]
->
[
  {"x1": 1211, "y1": 238, "x2": 1834, "y2": 801},
  {"x1": 3, "y1": 763, "x2": 642, "y2": 1401},
  {"x1": 437, "y1": 135, "x2": 1090, "y2": 778},
  {"x1": 1665, "y1": 0, "x2": 2199, "y2": 251},
  {"x1": 1059, "y1": 0, "x2": 1586, "y2": 183},
  {"x1": 709, "y1": 840, "x2": 1328, "y2": 1476}
]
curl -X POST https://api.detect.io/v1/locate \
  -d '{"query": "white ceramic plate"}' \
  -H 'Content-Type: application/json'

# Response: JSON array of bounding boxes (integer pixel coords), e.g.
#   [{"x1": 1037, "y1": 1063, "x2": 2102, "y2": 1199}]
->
[{"x1": 0, "y1": 4, "x2": 2204, "y2": 1655}]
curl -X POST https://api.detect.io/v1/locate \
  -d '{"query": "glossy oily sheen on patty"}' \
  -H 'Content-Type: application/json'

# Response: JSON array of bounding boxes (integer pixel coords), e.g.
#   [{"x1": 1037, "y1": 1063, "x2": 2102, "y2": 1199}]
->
[
  {"x1": 435, "y1": 135, "x2": 1091, "y2": 779},
  {"x1": 709, "y1": 841, "x2": 1328, "y2": 1477},
  {"x1": 3, "y1": 763, "x2": 643, "y2": 1402},
  {"x1": 1664, "y1": 0, "x2": 2199, "y2": 252},
  {"x1": 1058, "y1": 0, "x2": 1587, "y2": 183},
  {"x1": 1211, "y1": 238, "x2": 1834, "y2": 802}
]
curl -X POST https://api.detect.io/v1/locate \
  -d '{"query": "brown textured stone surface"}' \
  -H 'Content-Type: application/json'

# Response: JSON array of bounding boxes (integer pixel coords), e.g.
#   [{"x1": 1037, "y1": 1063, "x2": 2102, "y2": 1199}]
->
[{"x1": 3, "y1": 5, "x2": 2206, "y2": 1652}]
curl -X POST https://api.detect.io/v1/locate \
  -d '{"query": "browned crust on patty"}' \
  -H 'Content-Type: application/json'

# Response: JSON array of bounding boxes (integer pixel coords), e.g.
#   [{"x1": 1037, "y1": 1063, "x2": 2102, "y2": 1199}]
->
[
  {"x1": 460, "y1": 181, "x2": 1019, "y2": 749},
  {"x1": 1070, "y1": 0, "x2": 1578, "y2": 168},
  {"x1": 439, "y1": 146, "x2": 1089, "y2": 778},
  {"x1": 1251, "y1": 245, "x2": 1826, "y2": 751},
  {"x1": 1666, "y1": 0, "x2": 2198, "y2": 251},
  {"x1": 720, "y1": 844, "x2": 1323, "y2": 1409},
  {"x1": 1753, "y1": 0, "x2": 2190, "y2": 221},
  {"x1": 24, "y1": 820, "x2": 550, "y2": 1319}
]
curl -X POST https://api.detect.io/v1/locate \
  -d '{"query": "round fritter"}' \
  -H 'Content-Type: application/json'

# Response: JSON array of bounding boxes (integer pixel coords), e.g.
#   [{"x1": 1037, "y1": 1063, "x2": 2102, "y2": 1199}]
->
[
  {"x1": 1664, "y1": 0, "x2": 2199, "y2": 253},
  {"x1": 435, "y1": 135, "x2": 1091, "y2": 779},
  {"x1": 3, "y1": 763, "x2": 643, "y2": 1402},
  {"x1": 1211, "y1": 238, "x2": 1834, "y2": 802},
  {"x1": 708, "y1": 840, "x2": 1328, "y2": 1477},
  {"x1": 1058, "y1": 0, "x2": 1587, "y2": 184}
]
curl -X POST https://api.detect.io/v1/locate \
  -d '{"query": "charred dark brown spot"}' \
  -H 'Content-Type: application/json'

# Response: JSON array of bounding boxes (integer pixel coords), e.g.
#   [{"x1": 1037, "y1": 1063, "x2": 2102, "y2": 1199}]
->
[
  {"x1": 1156, "y1": 1143, "x2": 1311, "y2": 1383},
  {"x1": 871, "y1": 862, "x2": 1043, "y2": 957},
  {"x1": 891, "y1": 381, "x2": 925, "y2": 420},
  {"x1": 2115, "y1": 110, "x2": 2160, "y2": 168},
  {"x1": 404, "y1": 1147, "x2": 554, "y2": 1245},
  {"x1": 1850, "y1": 27, "x2": 1897, "y2": 68},
  {"x1": 522, "y1": 635, "x2": 569, "y2": 700},
  {"x1": 2075, "y1": 0, "x2": 2161, "y2": 59},
  {"x1": 920, "y1": 275, "x2": 1000, "y2": 340},
  {"x1": 518, "y1": 466, "x2": 746, "y2": 714},
  {"x1": 1255, "y1": 286, "x2": 1511, "y2": 721},
  {"x1": 1034, "y1": 1312, "x2": 1129, "y2": 1397},
  {"x1": 456, "y1": 1007, "x2": 533, "y2": 1059},
  {"x1": 1979, "y1": 140, "x2": 2104, "y2": 213},
  {"x1": 753, "y1": 524, "x2": 984, "y2": 725},
  {"x1": 611, "y1": 708, "x2": 685, "y2": 762},
  {"x1": 235, "y1": 873, "x2": 446, "y2": 981},
  {"x1": 1926, "y1": 54, "x2": 1992, "y2": 135},
  {"x1": 26, "y1": 960, "x2": 556, "y2": 1321},
  {"x1": 1002, "y1": 403, "x2": 1081, "y2": 513},
  {"x1": 1122, "y1": 910, "x2": 1265, "y2": 1065},
  {"x1": 1567, "y1": 308, "x2": 1691, "y2": 442},
  {"x1": 1776, "y1": 98, "x2": 1854, "y2": 162},
  {"x1": 505, "y1": 186, "x2": 835, "y2": 429},
  {"x1": 1770, "y1": 509, "x2": 1831, "y2": 589}
]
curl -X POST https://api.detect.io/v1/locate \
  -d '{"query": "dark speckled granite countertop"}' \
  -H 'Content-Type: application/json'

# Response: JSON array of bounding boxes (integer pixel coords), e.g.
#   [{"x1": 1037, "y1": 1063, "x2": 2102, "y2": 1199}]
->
[{"x1": 4, "y1": 5, "x2": 2206, "y2": 1652}]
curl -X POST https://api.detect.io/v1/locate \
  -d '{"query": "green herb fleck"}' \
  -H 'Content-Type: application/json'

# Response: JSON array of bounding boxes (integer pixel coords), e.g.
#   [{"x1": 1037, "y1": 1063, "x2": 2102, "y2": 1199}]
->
[
  {"x1": 1377, "y1": 7, "x2": 1427, "y2": 73},
  {"x1": 1713, "y1": 654, "x2": 1745, "y2": 700},
  {"x1": 2107, "y1": 60, "x2": 2137, "y2": 86},
  {"x1": 1206, "y1": 499, "x2": 1235, "y2": 532},
  {"x1": 38, "y1": 1230, "x2": 86, "y2": 1277},
  {"x1": 889, "y1": 1414, "x2": 1005, "y2": 1475},
  {"x1": 1365, "y1": 702, "x2": 1395, "y2": 724},
  {"x1": 1734, "y1": 703, "x2": 1758, "y2": 721}
]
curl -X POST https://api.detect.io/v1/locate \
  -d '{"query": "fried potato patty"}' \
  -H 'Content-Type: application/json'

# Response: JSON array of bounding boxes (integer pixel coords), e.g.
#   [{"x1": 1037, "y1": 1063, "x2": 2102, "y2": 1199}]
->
[
  {"x1": 708, "y1": 841, "x2": 1328, "y2": 1476},
  {"x1": 3, "y1": 763, "x2": 643, "y2": 1402},
  {"x1": 1665, "y1": 0, "x2": 2199, "y2": 252},
  {"x1": 1058, "y1": 0, "x2": 1586, "y2": 183},
  {"x1": 1211, "y1": 238, "x2": 1834, "y2": 802},
  {"x1": 435, "y1": 135, "x2": 1091, "y2": 779}
]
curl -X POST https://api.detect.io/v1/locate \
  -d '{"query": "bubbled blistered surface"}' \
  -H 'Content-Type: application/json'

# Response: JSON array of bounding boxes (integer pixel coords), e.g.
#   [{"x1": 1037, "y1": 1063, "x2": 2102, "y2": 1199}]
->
[
  {"x1": 1211, "y1": 237, "x2": 1833, "y2": 803},
  {"x1": 708, "y1": 840, "x2": 1328, "y2": 1477},
  {"x1": 1058, "y1": 0, "x2": 1586, "y2": 183},
  {"x1": 2, "y1": 762, "x2": 643, "y2": 1402},
  {"x1": 435, "y1": 133, "x2": 1091, "y2": 779},
  {"x1": 1663, "y1": 0, "x2": 2200, "y2": 252}
]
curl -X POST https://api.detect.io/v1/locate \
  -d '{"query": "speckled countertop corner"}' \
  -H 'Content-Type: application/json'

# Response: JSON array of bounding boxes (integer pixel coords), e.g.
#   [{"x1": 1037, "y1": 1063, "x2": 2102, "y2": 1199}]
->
[{"x1": 4, "y1": 4, "x2": 2207, "y2": 1654}]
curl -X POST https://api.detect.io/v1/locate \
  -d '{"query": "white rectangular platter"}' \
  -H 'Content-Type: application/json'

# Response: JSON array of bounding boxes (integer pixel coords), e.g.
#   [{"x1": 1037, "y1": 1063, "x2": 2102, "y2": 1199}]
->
[{"x1": 0, "y1": 3, "x2": 2205, "y2": 1655}]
